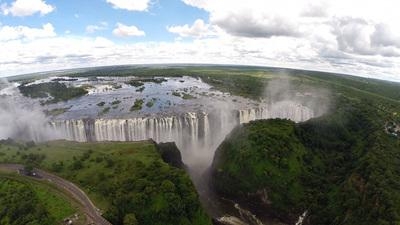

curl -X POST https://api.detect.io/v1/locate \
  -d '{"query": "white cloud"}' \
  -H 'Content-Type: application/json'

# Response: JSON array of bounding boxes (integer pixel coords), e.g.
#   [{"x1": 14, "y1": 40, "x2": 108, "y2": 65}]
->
[
  {"x1": 182, "y1": 0, "x2": 208, "y2": 10},
  {"x1": 106, "y1": 0, "x2": 150, "y2": 11},
  {"x1": 0, "y1": 23, "x2": 56, "y2": 41},
  {"x1": 181, "y1": 0, "x2": 400, "y2": 39},
  {"x1": 1, "y1": 0, "x2": 400, "y2": 82},
  {"x1": 371, "y1": 23, "x2": 400, "y2": 48},
  {"x1": 167, "y1": 19, "x2": 214, "y2": 38},
  {"x1": 86, "y1": 22, "x2": 108, "y2": 34},
  {"x1": 300, "y1": 2, "x2": 329, "y2": 17},
  {"x1": 1, "y1": 32, "x2": 399, "y2": 82},
  {"x1": 212, "y1": 11, "x2": 300, "y2": 38},
  {"x1": 112, "y1": 23, "x2": 145, "y2": 37},
  {"x1": 175, "y1": 0, "x2": 400, "y2": 80},
  {"x1": 2, "y1": 0, "x2": 54, "y2": 16},
  {"x1": 332, "y1": 18, "x2": 400, "y2": 57}
]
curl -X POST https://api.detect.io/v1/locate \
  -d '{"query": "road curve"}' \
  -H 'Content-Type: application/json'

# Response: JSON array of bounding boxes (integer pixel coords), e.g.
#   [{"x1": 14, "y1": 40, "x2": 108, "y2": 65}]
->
[{"x1": 0, "y1": 164, "x2": 112, "y2": 225}]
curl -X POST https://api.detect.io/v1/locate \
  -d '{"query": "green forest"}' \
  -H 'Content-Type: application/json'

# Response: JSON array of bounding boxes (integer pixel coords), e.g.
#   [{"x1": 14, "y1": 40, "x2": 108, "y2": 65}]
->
[
  {"x1": 0, "y1": 141, "x2": 211, "y2": 225},
  {"x1": 212, "y1": 96, "x2": 400, "y2": 224},
  {"x1": 0, "y1": 175, "x2": 78, "y2": 225},
  {"x1": 0, "y1": 178, "x2": 55, "y2": 225},
  {"x1": 18, "y1": 82, "x2": 87, "y2": 104}
]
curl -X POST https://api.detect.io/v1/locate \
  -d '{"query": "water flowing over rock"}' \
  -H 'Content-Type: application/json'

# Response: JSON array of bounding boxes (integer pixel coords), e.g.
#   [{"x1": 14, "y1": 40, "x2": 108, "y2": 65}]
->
[
  {"x1": 49, "y1": 101, "x2": 316, "y2": 168},
  {"x1": 238, "y1": 100, "x2": 315, "y2": 124},
  {"x1": 49, "y1": 119, "x2": 87, "y2": 142},
  {"x1": 295, "y1": 211, "x2": 307, "y2": 225},
  {"x1": 217, "y1": 203, "x2": 264, "y2": 225}
]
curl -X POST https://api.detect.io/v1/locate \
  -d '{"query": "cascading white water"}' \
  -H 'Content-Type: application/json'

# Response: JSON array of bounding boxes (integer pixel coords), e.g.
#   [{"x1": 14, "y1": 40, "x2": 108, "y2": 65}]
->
[
  {"x1": 295, "y1": 211, "x2": 307, "y2": 225},
  {"x1": 50, "y1": 102, "x2": 316, "y2": 168},
  {"x1": 50, "y1": 112, "x2": 215, "y2": 166},
  {"x1": 49, "y1": 119, "x2": 87, "y2": 142},
  {"x1": 238, "y1": 101, "x2": 315, "y2": 124},
  {"x1": 217, "y1": 203, "x2": 265, "y2": 225}
]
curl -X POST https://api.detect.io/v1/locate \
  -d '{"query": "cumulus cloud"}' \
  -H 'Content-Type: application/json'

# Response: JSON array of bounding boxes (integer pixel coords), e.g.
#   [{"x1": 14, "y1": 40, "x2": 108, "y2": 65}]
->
[
  {"x1": 371, "y1": 23, "x2": 400, "y2": 48},
  {"x1": 301, "y1": 2, "x2": 329, "y2": 17},
  {"x1": 1, "y1": 0, "x2": 54, "y2": 16},
  {"x1": 106, "y1": 0, "x2": 150, "y2": 11},
  {"x1": 0, "y1": 23, "x2": 56, "y2": 41},
  {"x1": 333, "y1": 18, "x2": 400, "y2": 57},
  {"x1": 176, "y1": 0, "x2": 400, "y2": 80},
  {"x1": 212, "y1": 11, "x2": 300, "y2": 38},
  {"x1": 86, "y1": 22, "x2": 108, "y2": 34},
  {"x1": 167, "y1": 19, "x2": 215, "y2": 38},
  {"x1": 333, "y1": 18, "x2": 375, "y2": 55},
  {"x1": 112, "y1": 23, "x2": 145, "y2": 37},
  {"x1": 181, "y1": 1, "x2": 303, "y2": 38}
]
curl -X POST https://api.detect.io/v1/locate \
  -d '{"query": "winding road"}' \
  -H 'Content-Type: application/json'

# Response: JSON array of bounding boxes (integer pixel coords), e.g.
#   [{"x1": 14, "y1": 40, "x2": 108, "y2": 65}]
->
[{"x1": 0, "y1": 164, "x2": 112, "y2": 225}]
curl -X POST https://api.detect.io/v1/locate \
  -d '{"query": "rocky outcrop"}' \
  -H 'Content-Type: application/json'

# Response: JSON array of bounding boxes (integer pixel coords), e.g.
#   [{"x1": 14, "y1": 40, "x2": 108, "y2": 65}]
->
[{"x1": 156, "y1": 142, "x2": 185, "y2": 169}]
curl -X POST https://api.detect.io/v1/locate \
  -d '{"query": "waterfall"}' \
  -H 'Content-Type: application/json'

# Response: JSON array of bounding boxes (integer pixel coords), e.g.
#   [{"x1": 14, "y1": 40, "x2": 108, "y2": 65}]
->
[
  {"x1": 49, "y1": 102, "x2": 316, "y2": 168},
  {"x1": 51, "y1": 104, "x2": 315, "y2": 145},
  {"x1": 50, "y1": 119, "x2": 87, "y2": 142},
  {"x1": 217, "y1": 203, "x2": 264, "y2": 225},
  {"x1": 238, "y1": 101, "x2": 315, "y2": 124},
  {"x1": 295, "y1": 211, "x2": 307, "y2": 225},
  {"x1": 50, "y1": 112, "x2": 215, "y2": 164}
]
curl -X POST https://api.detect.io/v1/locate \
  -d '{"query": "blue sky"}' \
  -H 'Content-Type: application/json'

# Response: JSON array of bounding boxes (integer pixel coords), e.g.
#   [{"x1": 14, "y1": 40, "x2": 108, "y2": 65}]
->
[
  {"x1": 1, "y1": 0, "x2": 208, "y2": 42},
  {"x1": 0, "y1": 0, "x2": 399, "y2": 81}
]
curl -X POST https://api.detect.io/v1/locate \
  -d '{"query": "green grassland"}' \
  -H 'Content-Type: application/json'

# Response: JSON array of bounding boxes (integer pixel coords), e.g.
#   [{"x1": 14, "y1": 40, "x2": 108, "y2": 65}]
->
[{"x1": 0, "y1": 140, "x2": 212, "y2": 225}]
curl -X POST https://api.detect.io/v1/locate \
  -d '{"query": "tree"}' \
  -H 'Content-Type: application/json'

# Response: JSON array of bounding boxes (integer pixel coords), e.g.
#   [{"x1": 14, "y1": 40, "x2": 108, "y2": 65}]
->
[
  {"x1": 24, "y1": 164, "x2": 34, "y2": 174},
  {"x1": 123, "y1": 213, "x2": 138, "y2": 225}
]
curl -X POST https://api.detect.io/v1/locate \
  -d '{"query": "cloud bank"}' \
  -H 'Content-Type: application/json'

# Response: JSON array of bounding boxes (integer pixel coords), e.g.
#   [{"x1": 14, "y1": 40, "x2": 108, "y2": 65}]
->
[{"x1": 0, "y1": 0, "x2": 399, "y2": 82}]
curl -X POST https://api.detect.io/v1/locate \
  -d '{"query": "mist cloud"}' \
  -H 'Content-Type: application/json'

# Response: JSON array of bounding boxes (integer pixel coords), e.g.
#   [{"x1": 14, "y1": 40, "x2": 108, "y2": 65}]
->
[
  {"x1": 263, "y1": 76, "x2": 330, "y2": 118},
  {"x1": 0, "y1": 79, "x2": 60, "y2": 142}
]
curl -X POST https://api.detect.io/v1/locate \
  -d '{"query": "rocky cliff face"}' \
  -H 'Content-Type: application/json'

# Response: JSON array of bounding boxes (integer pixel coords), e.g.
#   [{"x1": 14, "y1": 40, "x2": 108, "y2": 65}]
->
[{"x1": 156, "y1": 142, "x2": 186, "y2": 169}]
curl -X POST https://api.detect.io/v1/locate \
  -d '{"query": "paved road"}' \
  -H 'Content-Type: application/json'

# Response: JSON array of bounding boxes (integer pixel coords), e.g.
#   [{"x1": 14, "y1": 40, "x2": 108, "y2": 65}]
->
[{"x1": 0, "y1": 164, "x2": 112, "y2": 225}]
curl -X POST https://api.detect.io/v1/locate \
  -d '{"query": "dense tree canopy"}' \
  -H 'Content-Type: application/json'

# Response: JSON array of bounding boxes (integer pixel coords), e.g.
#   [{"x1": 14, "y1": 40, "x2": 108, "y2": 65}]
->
[
  {"x1": 212, "y1": 98, "x2": 400, "y2": 225},
  {"x1": 0, "y1": 179, "x2": 54, "y2": 225}
]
